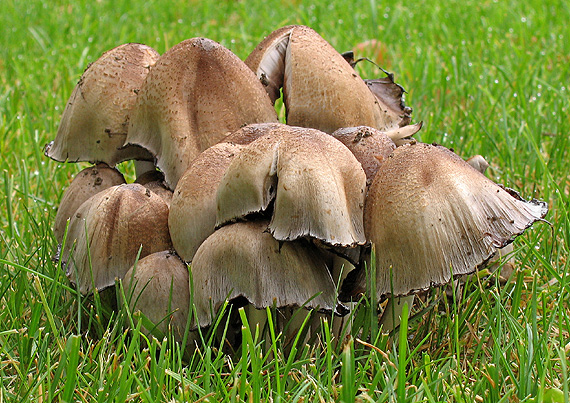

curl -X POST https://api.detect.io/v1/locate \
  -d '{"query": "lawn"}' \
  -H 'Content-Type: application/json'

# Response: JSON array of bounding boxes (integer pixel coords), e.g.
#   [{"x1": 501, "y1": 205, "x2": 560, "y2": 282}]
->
[{"x1": 1, "y1": 0, "x2": 569, "y2": 401}]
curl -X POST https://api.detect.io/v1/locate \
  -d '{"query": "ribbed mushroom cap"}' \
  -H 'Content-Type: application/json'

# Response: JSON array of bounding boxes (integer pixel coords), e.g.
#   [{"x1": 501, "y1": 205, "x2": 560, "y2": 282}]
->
[
  {"x1": 191, "y1": 220, "x2": 342, "y2": 328},
  {"x1": 343, "y1": 143, "x2": 547, "y2": 299},
  {"x1": 123, "y1": 251, "x2": 191, "y2": 344},
  {"x1": 126, "y1": 37, "x2": 278, "y2": 190},
  {"x1": 169, "y1": 142, "x2": 244, "y2": 262},
  {"x1": 216, "y1": 124, "x2": 367, "y2": 247},
  {"x1": 245, "y1": 25, "x2": 408, "y2": 133},
  {"x1": 54, "y1": 163, "x2": 125, "y2": 243},
  {"x1": 62, "y1": 183, "x2": 172, "y2": 295},
  {"x1": 45, "y1": 43, "x2": 159, "y2": 165}
]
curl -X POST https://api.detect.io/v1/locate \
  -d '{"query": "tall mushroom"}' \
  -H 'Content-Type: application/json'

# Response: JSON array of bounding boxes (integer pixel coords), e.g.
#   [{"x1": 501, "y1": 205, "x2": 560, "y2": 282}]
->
[
  {"x1": 341, "y1": 142, "x2": 547, "y2": 330},
  {"x1": 126, "y1": 37, "x2": 278, "y2": 189},
  {"x1": 44, "y1": 43, "x2": 159, "y2": 174},
  {"x1": 246, "y1": 25, "x2": 411, "y2": 134}
]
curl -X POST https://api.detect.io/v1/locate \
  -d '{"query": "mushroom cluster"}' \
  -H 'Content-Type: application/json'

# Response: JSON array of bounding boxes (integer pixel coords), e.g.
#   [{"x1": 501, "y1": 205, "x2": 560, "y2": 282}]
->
[{"x1": 46, "y1": 26, "x2": 547, "y2": 347}]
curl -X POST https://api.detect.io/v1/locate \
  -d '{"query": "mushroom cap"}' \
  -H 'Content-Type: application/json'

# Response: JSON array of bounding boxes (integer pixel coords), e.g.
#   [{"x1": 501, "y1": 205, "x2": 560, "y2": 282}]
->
[
  {"x1": 135, "y1": 170, "x2": 173, "y2": 206},
  {"x1": 345, "y1": 142, "x2": 547, "y2": 299},
  {"x1": 331, "y1": 126, "x2": 397, "y2": 186},
  {"x1": 45, "y1": 43, "x2": 159, "y2": 165},
  {"x1": 54, "y1": 163, "x2": 125, "y2": 243},
  {"x1": 126, "y1": 37, "x2": 278, "y2": 190},
  {"x1": 123, "y1": 250, "x2": 190, "y2": 343},
  {"x1": 62, "y1": 183, "x2": 172, "y2": 295},
  {"x1": 245, "y1": 25, "x2": 407, "y2": 133},
  {"x1": 169, "y1": 142, "x2": 245, "y2": 262},
  {"x1": 191, "y1": 220, "x2": 342, "y2": 328},
  {"x1": 216, "y1": 124, "x2": 367, "y2": 247}
]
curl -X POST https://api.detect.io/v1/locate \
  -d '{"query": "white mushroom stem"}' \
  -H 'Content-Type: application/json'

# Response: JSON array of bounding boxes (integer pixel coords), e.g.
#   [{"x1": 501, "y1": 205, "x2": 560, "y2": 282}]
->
[{"x1": 378, "y1": 295, "x2": 415, "y2": 334}]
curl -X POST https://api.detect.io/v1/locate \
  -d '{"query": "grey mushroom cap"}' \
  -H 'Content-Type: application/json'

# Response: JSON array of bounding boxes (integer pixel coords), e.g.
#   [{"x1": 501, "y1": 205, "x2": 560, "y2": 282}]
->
[
  {"x1": 54, "y1": 163, "x2": 125, "y2": 243},
  {"x1": 216, "y1": 124, "x2": 367, "y2": 247},
  {"x1": 45, "y1": 43, "x2": 159, "y2": 166},
  {"x1": 126, "y1": 37, "x2": 278, "y2": 190},
  {"x1": 342, "y1": 142, "x2": 548, "y2": 300},
  {"x1": 190, "y1": 220, "x2": 344, "y2": 329},
  {"x1": 62, "y1": 183, "x2": 172, "y2": 295},
  {"x1": 123, "y1": 250, "x2": 191, "y2": 344}
]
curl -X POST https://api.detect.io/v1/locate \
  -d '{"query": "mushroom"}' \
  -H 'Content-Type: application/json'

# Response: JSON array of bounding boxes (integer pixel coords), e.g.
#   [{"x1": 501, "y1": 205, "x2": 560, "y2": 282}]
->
[
  {"x1": 126, "y1": 37, "x2": 278, "y2": 190},
  {"x1": 190, "y1": 220, "x2": 345, "y2": 329},
  {"x1": 169, "y1": 142, "x2": 245, "y2": 262},
  {"x1": 216, "y1": 124, "x2": 367, "y2": 247},
  {"x1": 44, "y1": 43, "x2": 159, "y2": 174},
  {"x1": 62, "y1": 183, "x2": 172, "y2": 295},
  {"x1": 245, "y1": 25, "x2": 410, "y2": 133},
  {"x1": 123, "y1": 250, "x2": 194, "y2": 346},
  {"x1": 54, "y1": 163, "x2": 125, "y2": 243},
  {"x1": 341, "y1": 142, "x2": 547, "y2": 329}
]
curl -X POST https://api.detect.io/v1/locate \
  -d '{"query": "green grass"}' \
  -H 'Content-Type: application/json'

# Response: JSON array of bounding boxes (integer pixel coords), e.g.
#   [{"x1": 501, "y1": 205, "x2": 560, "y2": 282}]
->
[{"x1": 1, "y1": 0, "x2": 569, "y2": 401}]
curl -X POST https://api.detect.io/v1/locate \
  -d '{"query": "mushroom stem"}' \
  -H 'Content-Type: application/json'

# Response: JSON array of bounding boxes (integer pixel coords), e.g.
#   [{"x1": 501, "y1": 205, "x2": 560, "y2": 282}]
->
[
  {"x1": 134, "y1": 160, "x2": 157, "y2": 179},
  {"x1": 332, "y1": 255, "x2": 355, "y2": 338},
  {"x1": 378, "y1": 295, "x2": 415, "y2": 334}
]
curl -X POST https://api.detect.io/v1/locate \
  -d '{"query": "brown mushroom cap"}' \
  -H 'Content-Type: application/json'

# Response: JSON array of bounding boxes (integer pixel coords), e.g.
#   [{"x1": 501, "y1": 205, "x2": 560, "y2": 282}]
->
[
  {"x1": 45, "y1": 43, "x2": 159, "y2": 165},
  {"x1": 126, "y1": 37, "x2": 278, "y2": 190},
  {"x1": 190, "y1": 220, "x2": 342, "y2": 328},
  {"x1": 169, "y1": 142, "x2": 245, "y2": 262},
  {"x1": 123, "y1": 251, "x2": 191, "y2": 344},
  {"x1": 216, "y1": 124, "x2": 367, "y2": 247},
  {"x1": 54, "y1": 163, "x2": 125, "y2": 243},
  {"x1": 245, "y1": 25, "x2": 408, "y2": 133},
  {"x1": 62, "y1": 183, "x2": 172, "y2": 295},
  {"x1": 331, "y1": 126, "x2": 397, "y2": 186},
  {"x1": 343, "y1": 143, "x2": 547, "y2": 299}
]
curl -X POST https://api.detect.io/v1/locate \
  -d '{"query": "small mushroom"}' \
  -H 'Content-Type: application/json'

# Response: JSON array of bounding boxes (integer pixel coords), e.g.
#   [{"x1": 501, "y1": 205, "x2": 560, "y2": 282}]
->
[
  {"x1": 126, "y1": 37, "x2": 278, "y2": 189},
  {"x1": 44, "y1": 43, "x2": 159, "y2": 168},
  {"x1": 123, "y1": 250, "x2": 194, "y2": 345},
  {"x1": 331, "y1": 126, "x2": 397, "y2": 186},
  {"x1": 216, "y1": 124, "x2": 367, "y2": 247},
  {"x1": 54, "y1": 163, "x2": 125, "y2": 243},
  {"x1": 341, "y1": 143, "x2": 547, "y2": 306},
  {"x1": 190, "y1": 220, "x2": 344, "y2": 329},
  {"x1": 62, "y1": 183, "x2": 172, "y2": 295}
]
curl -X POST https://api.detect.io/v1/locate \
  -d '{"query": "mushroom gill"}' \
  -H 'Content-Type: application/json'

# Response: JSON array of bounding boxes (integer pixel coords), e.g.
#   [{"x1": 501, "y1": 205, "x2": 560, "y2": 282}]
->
[{"x1": 190, "y1": 220, "x2": 343, "y2": 329}]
